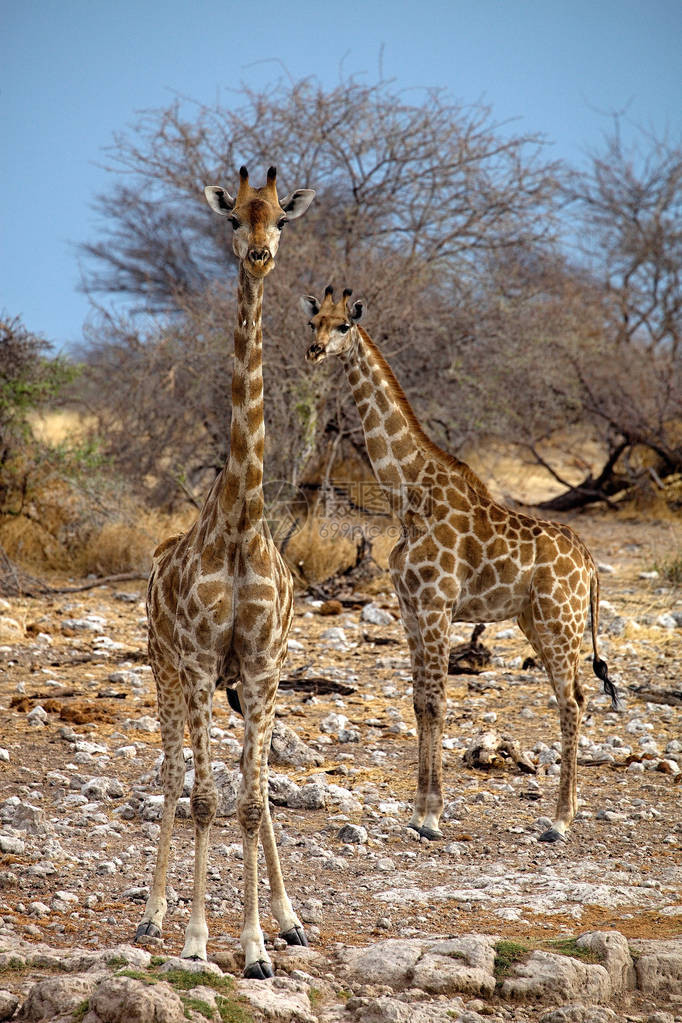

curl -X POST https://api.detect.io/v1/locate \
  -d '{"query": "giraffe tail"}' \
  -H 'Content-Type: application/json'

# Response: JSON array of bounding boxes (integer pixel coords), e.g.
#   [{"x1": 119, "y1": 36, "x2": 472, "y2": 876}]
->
[{"x1": 590, "y1": 569, "x2": 621, "y2": 711}]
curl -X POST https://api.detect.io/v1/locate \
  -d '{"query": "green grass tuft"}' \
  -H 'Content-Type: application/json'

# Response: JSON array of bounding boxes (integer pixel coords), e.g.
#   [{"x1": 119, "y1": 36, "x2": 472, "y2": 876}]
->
[
  {"x1": 72, "y1": 1000, "x2": 90, "y2": 1022},
  {"x1": 494, "y1": 939, "x2": 530, "y2": 980},
  {"x1": 494, "y1": 934, "x2": 605, "y2": 983},
  {"x1": 182, "y1": 994, "x2": 217, "y2": 1020},
  {"x1": 544, "y1": 937, "x2": 604, "y2": 965},
  {"x1": 215, "y1": 993, "x2": 256, "y2": 1023}
]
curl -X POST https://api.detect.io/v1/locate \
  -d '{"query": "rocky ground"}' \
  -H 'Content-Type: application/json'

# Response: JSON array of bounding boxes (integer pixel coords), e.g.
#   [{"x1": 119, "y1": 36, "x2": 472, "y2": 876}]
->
[{"x1": 0, "y1": 509, "x2": 680, "y2": 1021}]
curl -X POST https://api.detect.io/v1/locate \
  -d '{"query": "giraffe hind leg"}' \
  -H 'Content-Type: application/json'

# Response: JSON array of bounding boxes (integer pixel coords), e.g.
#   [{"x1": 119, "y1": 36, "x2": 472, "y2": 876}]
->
[{"x1": 517, "y1": 608, "x2": 584, "y2": 843}]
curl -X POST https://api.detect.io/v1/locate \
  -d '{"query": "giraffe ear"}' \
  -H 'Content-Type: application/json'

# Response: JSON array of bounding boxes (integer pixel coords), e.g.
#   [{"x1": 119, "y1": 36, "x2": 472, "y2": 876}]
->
[
  {"x1": 301, "y1": 295, "x2": 320, "y2": 317},
  {"x1": 204, "y1": 185, "x2": 236, "y2": 215},
  {"x1": 279, "y1": 189, "x2": 315, "y2": 220},
  {"x1": 349, "y1": 300, "x2": 364, "y2": 323}
]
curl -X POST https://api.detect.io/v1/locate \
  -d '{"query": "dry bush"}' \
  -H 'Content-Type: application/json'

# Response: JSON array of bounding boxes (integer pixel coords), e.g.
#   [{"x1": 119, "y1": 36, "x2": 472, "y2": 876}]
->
[
  {"x1": 72, "y1": 78, "x2": 681, "y2": 515},
  {"x1": 77, "y1": 75, "x2": 562, "y2": 507}
]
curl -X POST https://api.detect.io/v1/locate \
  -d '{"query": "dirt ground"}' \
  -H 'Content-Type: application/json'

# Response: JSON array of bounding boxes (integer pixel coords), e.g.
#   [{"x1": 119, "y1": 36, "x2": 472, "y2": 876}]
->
[{"x1": 0, "y1": 505, "x2": 680, "y2": 973}]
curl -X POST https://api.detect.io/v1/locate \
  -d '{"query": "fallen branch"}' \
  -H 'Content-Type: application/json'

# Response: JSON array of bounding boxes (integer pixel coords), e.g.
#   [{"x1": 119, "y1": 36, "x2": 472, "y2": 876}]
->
[{"x1": 47, "y1": 572, "x2": 147, "y2": 594}]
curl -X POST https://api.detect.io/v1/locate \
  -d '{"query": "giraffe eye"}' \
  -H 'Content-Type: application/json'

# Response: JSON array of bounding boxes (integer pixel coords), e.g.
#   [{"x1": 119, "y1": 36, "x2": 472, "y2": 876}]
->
[
  {"x1": 277, "y1": 216, "x2": 287, "y2": 230},
  {"x1": 337, "y1": 323, "x2": 350, "y2": 334},
  {"x1": 228, "y1": 215, "x2": 240, "y2": 230},
  {"x1": 308, "y1": 321, "x2": 315, "y2": 332}
]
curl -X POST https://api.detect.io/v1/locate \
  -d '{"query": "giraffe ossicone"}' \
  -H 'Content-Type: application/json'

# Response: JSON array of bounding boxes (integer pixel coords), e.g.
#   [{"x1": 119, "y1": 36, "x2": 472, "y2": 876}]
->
[
  {"x1": 303, "y1": 284, "x2": 619, "y2": 844},
  {"x1": 135, "y1": 167, "x2": 314, "y2": 978}
]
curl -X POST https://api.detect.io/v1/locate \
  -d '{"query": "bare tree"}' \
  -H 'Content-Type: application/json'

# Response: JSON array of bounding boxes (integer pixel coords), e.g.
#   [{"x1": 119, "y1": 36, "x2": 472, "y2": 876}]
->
[
  {"x1": 79, "y1": 75, "x2": 565, "y2": 505},
  {"x1": 532, "y1": 126, "x2": 682, "y2": 508}
]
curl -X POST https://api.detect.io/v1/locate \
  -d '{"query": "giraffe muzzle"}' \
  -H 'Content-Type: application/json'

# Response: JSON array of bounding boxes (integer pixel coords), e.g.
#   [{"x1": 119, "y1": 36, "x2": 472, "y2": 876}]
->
[
  {"x1": 306, "y1": 343, "x2": 325, "y2": 363},
  {"x1": 247, "y1": 247, "x2": 273, "y2": 274}
]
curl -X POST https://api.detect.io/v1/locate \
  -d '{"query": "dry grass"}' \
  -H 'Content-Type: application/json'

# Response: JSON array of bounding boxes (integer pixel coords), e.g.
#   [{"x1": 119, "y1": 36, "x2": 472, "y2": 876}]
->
[{"x1": 28, "y1": 408, "x2": 96, "y2": 445}]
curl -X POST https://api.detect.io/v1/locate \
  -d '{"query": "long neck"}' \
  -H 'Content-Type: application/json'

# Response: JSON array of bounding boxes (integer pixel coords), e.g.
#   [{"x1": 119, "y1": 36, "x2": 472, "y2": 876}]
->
[
  {"x1": 341, "y1": 327, "x2": 429, "y2": 503},
  {"x1": 221, "y1": 264, "x2": 265, "y2": 528}
]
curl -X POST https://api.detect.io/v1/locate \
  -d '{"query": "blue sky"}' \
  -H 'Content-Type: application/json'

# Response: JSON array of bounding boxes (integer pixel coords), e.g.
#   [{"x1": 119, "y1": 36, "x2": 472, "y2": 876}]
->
[{"x1": 2, "y1": 0, "x2": 681, "y2": 352}]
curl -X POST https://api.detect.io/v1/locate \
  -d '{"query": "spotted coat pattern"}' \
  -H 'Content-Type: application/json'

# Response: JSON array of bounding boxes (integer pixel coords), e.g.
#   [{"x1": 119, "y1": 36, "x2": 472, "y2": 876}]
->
[
  {"x1": 304, "y1": 287, "x2": 618, "y2": 843},
  {"x1": 135, "y1": 168, "x2": 314, "y2": 976}
]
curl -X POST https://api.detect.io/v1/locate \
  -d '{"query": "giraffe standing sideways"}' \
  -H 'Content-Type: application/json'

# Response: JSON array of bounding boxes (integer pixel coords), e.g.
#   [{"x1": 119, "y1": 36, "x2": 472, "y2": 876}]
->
[
  {"x1": 302, "y1": 286, "x2": 619, "y2": 844},
  {"x1": 135, "y1": 167, "x2": 314, "y2": 978}
]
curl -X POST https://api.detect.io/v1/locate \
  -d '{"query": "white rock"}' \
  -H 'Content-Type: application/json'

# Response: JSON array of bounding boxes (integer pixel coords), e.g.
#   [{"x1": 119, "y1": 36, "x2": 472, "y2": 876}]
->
[
  {"x1": 339, "y1": 727, "x2": 361, "y2": 743},
  {"x1": 268, "y1": 773, "x2": 301, "y2": 807},
  {"x1": 62, "y1": 615, "x2": 106, "y2": 632},
  {"x1": 238, "y1": 974, "x2": 317, "y2": 1023},
  {"x1": 289, "y1": 782, "x2": 327, "y2": 810},
  {"x1": 362, "y1": 602, "x2": 394, "y2": 626},
  {"x1": 577, "y1": 930, "x2": 636, "y2": 993},
  {"x1": 0, "y1": 834, "x2": 25, "y2": 854},
  {"x1": 0, "y1": 616, "x2": 23, "y2": 642},
  {"x1": 28, "y1": 901, "x2": 51, "y2": 916},
  {"x1": 81, "y1": 776, "x2": 125, "y2": 800},
  {"x1": 300, "y1": 898, "x2": 324, "y2": 923},
  {"x1": 320, "y1": 711, "x2": 349, "y2": 735},
  {"x1": 500, "y1": 948, "x2": 611, "y2": 1003},
  {"x1": 27, "y1": 705, "x2": 48, "y2": 726},
  {"x1": 656, "y1": 613, "x2": 679, "y2": 629},
  {"x1": 320, "y1": 626, "x2": 350, "y2": 650},
  {"x1": 326, "y1": 784, "x2": 363, "y2": 813},
  {"x1": 337, "y1": 823, "x2": 368, "y2": 844},
  {"x1": 20, "y1": 974, "x2": 104, "y2": 1020},
  {"x1": 630, "y1": 938, "x2": 682, "y2": 997},
  {"x1": 96, "y1": 861, "x2": 118, "y2": 875},
  {"x1": 340, "y1": 938, "x2": 426, "y2": 987},
  {"x1": 88, "y1": 975, "x2": 185, "y2": 1022},
  {"x1": 411, "y1": 935, "x2": 497, "y2": 997},
  {"x1": 115, "y1": 745, "x2": 138, "y2": 759},
  {"x1": 129, "y1": 715, "x2": 158, "y2": 732}
]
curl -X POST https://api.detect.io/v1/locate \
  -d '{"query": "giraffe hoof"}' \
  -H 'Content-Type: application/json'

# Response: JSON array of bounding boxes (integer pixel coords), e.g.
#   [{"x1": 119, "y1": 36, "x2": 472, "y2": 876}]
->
[
  {"x1": 135, "y1": 921, "x2": 161, "y2": 941},
  {"x1": 418, "y1": 826, "x2": 444, "y2": 841},
  {"x1": 244, "y1": 959, "x2": 274, "y2": 980},
  {"x1": 281, "y1": 926, "x2": 309, "y2": 947},
  {"x1": 539, "y1": 827, "x2": 567, "y2": 843}
]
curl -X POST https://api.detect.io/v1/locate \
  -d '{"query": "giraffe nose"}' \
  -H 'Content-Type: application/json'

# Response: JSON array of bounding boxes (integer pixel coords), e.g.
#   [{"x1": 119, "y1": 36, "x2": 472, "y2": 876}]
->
[
  {"x1": 248, "y1": 247, "x2": 271, "y2": 267},
  {"x1": 306, "y1": 343, "x2": 324, "y2": 362}
]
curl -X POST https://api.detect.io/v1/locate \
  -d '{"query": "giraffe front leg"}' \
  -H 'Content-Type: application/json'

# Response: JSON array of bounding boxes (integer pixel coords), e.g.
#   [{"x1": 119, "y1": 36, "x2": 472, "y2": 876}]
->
[
  {"x1": 256, "y1": 718, "x2": 307, "y2": 948},
  {"x1": 412, "y1": 671, "x2": 448, "y2": 841},
  {"x1": 136, "y1": 687, "x2": 185, "y2": 944},
  {"x1": 392, "y1": 584, "x2": 450, "y2": 842},
  {"x1": 181, "y1": 682, "x2": 217, "y2": 960},
  {"x1": 408, "y1": 609, "x2": 450, "y2": 842},
  {"x1": 238, "y1": 706, "x2": 273, "y2": 979}
]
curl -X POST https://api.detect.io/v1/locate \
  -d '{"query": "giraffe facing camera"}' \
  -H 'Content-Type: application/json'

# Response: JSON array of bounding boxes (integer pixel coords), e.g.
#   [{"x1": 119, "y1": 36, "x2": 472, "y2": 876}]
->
[
  {"x1": 135, "y1": 168, "x2": 314, "y2": 979},
  {"x1": 302, "y1": 284, "x2": 619, "y2": 845}
]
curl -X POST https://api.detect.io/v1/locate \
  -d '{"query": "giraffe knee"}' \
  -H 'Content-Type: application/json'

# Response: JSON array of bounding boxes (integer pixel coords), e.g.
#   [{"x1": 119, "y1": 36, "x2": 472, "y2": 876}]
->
[
  {"x1": 413, "y1": 691, "x2": 445, "y2": 719},
  {"x1": 191, "y1": 787, "x2": 217, "y2": 828},
  {"x1": 237, "y1": 798, "x2": 264, "y2": 836}
]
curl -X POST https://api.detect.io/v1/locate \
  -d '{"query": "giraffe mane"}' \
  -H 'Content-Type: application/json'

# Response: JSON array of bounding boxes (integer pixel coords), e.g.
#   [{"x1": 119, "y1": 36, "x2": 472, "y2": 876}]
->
[{"x1": 357, "y1": 326, "x2": 492, "y2": 500}]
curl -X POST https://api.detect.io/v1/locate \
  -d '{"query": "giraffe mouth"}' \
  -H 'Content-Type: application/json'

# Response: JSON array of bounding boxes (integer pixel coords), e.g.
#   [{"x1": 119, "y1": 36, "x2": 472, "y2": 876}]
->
[
  {"x1": 306, "y1": 343, "x2": 326, "y2": 363},
  {"x1": 245, "y1": 250, "x2": 275, "y2": 278}
]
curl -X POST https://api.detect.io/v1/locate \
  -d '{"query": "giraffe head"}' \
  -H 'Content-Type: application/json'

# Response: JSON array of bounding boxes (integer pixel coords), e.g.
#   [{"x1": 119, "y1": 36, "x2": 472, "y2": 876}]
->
[
  {"x1": 205, "y1": 166, "x2": 314, "y2": 278},
  {"x1": 302, "y1": 285, "x2": 364, "y2": 363}
]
